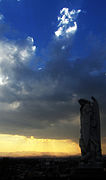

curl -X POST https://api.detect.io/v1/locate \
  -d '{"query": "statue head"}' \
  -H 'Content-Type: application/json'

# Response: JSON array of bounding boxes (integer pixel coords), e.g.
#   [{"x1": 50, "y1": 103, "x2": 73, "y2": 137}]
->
[{"x1": 78, "y1": 98, "x2": 90, "y2": 106}]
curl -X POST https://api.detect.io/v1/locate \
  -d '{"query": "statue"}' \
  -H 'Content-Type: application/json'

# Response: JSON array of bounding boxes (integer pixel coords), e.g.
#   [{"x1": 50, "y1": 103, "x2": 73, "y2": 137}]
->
[{"x1": 78, "y1": 97, "x2": 102, "y2": 165}]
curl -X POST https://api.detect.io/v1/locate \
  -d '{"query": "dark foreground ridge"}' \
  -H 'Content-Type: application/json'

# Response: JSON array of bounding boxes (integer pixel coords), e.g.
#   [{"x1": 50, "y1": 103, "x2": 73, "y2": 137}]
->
[{"x1": 0, "y1": 156, "x2": 106, "y2": 179}]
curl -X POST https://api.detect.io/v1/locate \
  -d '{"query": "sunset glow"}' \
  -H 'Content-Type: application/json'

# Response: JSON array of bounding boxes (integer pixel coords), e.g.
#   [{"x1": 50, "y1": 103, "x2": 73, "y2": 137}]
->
[
  {"x1": 0, "y1": 134, "x2": 81, "y2": 157},
  {"x1": 0, "y1": 134, "x2": 105, "y2": 157}
]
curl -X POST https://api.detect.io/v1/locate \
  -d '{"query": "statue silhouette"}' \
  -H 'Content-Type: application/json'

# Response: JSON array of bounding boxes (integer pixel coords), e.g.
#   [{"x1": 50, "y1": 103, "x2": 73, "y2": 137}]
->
[{"x1": 78, "y1": 97, "x2": 102, "y2": 165}]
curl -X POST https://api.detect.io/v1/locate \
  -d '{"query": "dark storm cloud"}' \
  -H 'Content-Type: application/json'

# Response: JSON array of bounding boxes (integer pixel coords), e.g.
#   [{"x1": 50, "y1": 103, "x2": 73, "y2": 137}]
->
[{"x1": 0, "y1": 32, "x2": 106, "y2": 140}]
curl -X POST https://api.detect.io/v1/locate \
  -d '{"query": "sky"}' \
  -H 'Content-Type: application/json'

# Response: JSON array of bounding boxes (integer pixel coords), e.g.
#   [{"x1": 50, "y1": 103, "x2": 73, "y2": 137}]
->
[{"x1": 0, "y1": 0, "x2": 106, "y2": 156}]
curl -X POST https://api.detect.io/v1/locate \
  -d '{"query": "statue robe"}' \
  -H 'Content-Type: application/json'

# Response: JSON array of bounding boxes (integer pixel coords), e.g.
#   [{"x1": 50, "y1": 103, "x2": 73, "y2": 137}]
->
[
  {"x1": 91, "y1": 98, "x2": 102, "y2": 156},
  {"x1": 80, "y1": 103, "x2": 92, "y2": 151}
]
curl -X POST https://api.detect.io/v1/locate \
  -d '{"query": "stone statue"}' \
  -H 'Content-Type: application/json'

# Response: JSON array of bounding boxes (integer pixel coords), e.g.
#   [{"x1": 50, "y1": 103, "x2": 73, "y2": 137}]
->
[{"x1": 78, "y1": 97, "x2": 102, "y2": 165}]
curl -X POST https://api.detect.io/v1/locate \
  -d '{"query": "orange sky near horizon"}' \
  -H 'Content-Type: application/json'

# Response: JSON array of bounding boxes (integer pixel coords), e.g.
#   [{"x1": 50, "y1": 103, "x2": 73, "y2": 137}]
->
[{"x1": 0, "y1": 134, "x2": 105, "y2": 157}]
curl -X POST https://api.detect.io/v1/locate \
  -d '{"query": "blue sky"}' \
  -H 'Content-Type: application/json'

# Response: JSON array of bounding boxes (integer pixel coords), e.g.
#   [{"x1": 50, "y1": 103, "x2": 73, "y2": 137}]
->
[
  {"x1": 0, "y1": 0, "x2": 106, "y2": 49},
  {"x1": 0, "y1": 0, "x2": 106, "y2": 55},
  {"x1": 0, "y1": 0, "x2": 106, "y2": 142}
]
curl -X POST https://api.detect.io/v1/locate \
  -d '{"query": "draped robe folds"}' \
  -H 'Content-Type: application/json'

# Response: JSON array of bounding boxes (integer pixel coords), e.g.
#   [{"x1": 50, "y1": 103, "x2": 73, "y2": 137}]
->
[
  {"x1": 80, "y1": 103, "x2": 92, "y2": 151},
  {"x1": 91, "y1": 97, "x2": 102, "y2": 156},
  {"x1": 79, "y1": 97, "x2": 102, "y2": 162}
]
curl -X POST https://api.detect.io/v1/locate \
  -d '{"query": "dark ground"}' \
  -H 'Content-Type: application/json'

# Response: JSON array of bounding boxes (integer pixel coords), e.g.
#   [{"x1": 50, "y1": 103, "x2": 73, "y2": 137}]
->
[{"x1": 0, "y1": 156, "x2": 106, "y2": 179}]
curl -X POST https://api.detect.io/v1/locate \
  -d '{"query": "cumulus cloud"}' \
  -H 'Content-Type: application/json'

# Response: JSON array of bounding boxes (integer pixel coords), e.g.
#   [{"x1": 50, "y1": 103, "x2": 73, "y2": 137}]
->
[
  {"x1": 0, "y1": 36, "x2": 36, "y2": 64},
  {"x1": 55, "y1": 8, "x2": 81, "y2": 38},
  {"x1": 0, "y1": 36, "x2": 36, "y2": 103}
]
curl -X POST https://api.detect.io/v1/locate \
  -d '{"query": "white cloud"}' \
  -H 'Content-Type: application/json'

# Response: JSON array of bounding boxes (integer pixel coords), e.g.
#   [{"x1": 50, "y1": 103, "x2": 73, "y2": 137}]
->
[
  {"x1": 0, "y1": 36, "x2": 36, "y2": 64},
  {"x1": 20, "y1": 49, "x2": 30, "y2": 61},
  {"x1": 0, "y1": 76, "x2": 8, "y2": 86},
  {"x1": 61, "y1": 45, "x2": 66, "y2": 50},
  {"x1": 0, "y1": 101, "x2": 20, "y2": 111},
  {"x1": 55, "y1": 27, "x2": 63, "y2": 37},
  {"x1": 19, "y1": 37, "x2": 36, "y2": 61},
  {"x1": 0, "y1": 41, "x2": 18, "y2": 64},
  {"x1": 0, "y1": 13, "x2": 4, "y2": 21},
  {"x1": 55, "y1": 7, "x2": 81, "y2": 38},
  {"x1": 9, "y1": 101, "x2": 20, "y2": 110},
  {"x1": 66, "y1": 22, "x2": 77, "y2": 35},
  {"x1": 27, "y1": 36, "x2": 34, "y2": 43},
  {"x1": 0, "y1": 36, "x2": 36, "y2": 90}
]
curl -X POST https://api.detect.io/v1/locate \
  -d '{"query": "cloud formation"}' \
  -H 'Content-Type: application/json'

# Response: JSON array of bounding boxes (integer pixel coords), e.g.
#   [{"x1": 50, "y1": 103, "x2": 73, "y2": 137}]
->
[
  {"x1": 0, "y1": 33, "x2": 105, "y2": 141},
  {"x1": 0, "y1": 6, "x2": 105, "y2": 143},
  {"x1": 55, "y1": 8, "x2": 81, "y2": 37}
]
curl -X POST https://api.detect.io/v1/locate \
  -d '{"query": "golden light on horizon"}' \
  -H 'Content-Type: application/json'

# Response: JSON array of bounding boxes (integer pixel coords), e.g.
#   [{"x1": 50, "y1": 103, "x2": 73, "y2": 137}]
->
[
  {"x1": 0, "y1": 134, "x2": 81, "y2": 157},
  {"x1": 0, "y1": 134, "x2": 105, "y2": 157}
]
